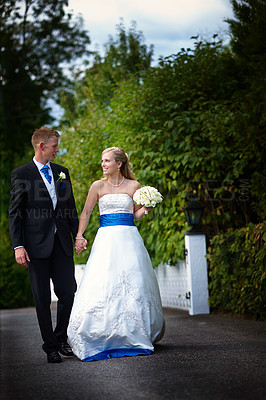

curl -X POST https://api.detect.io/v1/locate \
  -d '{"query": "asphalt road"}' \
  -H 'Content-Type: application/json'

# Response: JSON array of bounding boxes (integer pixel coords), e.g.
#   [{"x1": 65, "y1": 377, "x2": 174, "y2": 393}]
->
[{"x1": 1, "y1": 306, "x2": 265, "y2": 400}]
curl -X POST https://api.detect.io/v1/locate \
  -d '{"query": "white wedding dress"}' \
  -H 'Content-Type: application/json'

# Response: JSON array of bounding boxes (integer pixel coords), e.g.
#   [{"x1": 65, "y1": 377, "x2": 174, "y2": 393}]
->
[{"x1": 67, "y1": 193, "x2": 165, "y2": 362}]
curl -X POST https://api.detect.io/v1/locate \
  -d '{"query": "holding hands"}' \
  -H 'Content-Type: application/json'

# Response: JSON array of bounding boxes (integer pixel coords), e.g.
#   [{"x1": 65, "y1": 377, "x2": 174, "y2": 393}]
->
[{"x1": 75, "y1": 237, "x2": 87, "y2": 254}]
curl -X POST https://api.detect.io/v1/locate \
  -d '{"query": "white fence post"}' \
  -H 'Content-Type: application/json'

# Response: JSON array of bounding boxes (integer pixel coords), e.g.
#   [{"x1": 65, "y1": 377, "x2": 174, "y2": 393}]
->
[{"x1": 185, "y1": 234, "x2": 210, "y2": 315}]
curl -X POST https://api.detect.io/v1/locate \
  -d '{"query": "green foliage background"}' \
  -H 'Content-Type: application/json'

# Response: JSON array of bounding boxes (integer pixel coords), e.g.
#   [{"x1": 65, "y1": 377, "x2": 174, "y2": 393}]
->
[
  {"x1": 207, "y1": 223, "x2": 266, "y2": 316},
  {"x1": 0, "y1": 0, "x2": 90, "y2": 308},
  {"x1": 58, "y1": 34, "x2": 265, "y2": 267},
  {"x1": 57, "y1": 3, "x2": 265, "y2": 316},
  {"x1": 1, "y1": 1, "x2": 265, "y2": 313}
]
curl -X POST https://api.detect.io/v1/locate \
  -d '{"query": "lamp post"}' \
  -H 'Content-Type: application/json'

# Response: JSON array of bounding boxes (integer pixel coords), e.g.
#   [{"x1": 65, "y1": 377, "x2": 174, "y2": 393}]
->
[
  {"x1": 183, "y1": 198, "x2": 209, "y2": 315},
  {"x1": 184, "y1": 198, "x2": 204, "y2": 235}
]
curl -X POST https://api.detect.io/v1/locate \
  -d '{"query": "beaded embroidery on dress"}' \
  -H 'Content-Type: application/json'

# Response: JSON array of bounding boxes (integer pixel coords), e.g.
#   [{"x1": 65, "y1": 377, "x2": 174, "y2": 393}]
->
[{"x1": 67, "y1": 193, "x2": 165, "y2": 361}]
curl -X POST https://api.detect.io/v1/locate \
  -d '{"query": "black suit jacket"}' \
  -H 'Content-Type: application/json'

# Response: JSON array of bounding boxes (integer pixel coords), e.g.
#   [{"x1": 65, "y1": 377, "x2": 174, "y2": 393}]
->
[{"x1": 9, "y1": 160, "x2": 78, "y2": 258}]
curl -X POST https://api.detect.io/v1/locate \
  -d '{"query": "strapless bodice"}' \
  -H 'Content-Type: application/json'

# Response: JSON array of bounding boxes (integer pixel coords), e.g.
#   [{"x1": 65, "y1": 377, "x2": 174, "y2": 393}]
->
[{"x1": 98, "y1": 194, "x2": 134, "y2": 216}]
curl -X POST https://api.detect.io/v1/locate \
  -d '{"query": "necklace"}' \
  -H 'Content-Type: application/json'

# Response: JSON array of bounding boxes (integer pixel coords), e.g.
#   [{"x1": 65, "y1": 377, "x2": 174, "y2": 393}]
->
[{"x1": 108, "y1": 176, "x2": 125, "y2": 187}]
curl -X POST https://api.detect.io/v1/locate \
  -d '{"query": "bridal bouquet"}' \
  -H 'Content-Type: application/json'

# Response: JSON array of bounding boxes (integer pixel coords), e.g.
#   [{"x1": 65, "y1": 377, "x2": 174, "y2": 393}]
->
[{"x1": 133, "y1": 186, "x2": 163, "y2": 208}]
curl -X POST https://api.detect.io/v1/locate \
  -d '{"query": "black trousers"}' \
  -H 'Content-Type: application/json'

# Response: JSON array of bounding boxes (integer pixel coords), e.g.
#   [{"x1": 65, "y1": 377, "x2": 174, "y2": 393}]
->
[{"x1": 28, "y1": 233, "x2": 77, "y2": 354}]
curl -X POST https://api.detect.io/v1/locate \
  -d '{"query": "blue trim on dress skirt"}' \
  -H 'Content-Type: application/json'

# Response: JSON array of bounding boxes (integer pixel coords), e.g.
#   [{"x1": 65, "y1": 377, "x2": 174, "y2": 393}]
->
[
  {"x1": 82, "y1": 348, "x2": 153, "y2": 362},
  {"x1": 100, "y1": 213, "x2": 135, "y2": 227}
]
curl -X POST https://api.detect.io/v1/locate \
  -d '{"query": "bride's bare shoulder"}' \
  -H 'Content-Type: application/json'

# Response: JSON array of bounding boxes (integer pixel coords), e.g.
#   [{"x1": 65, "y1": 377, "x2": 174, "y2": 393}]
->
[
  {"x1": 132, "y1": 180, "x2": 141, "y2": 190},
  {"x1": 126, "y1": 179, "x2": 141, "y2": 194},
  {"x1": 88, "y1": 179, "x2": 106, "y2": 194},
  {"x1": 91, "y1": 179, "x2": 104, "y2": 188}
]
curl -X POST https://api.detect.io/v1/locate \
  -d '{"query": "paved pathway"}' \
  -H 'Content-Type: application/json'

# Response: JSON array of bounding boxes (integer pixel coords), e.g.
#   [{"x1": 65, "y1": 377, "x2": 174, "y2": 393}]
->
[{"x1": 1, "y1": 307, "x2": 265, "y2": 400}]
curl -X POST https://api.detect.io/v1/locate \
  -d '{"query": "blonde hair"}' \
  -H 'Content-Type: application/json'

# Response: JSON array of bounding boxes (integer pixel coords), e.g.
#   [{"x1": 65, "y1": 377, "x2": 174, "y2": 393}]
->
[
  {"x1": 31, "y1": 126, "x2": 60, "y2": 149},
  {"x1": 102, "y1": 147, "x2": 135, "y2": 180}
]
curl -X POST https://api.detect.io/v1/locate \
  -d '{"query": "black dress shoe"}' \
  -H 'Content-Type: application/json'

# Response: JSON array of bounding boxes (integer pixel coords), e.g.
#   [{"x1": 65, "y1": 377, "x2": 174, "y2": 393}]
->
[
  {"x1": 47, "y1": 351, "x2": 62, "y2": 363},
  {"x1": 59, "y1": 342, "x2": 74, "y2": 357}
]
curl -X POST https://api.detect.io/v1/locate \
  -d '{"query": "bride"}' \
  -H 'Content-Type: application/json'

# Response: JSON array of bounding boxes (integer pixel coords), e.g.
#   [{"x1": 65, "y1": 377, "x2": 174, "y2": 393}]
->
[{"x1": 67, "y1": 147, "x2": 165, "y2": 361}]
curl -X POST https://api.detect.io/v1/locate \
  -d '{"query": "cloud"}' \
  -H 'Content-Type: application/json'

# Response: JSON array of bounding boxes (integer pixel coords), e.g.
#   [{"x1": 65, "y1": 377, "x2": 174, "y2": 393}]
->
[
  {"x1": 69, "y1": 0, "x2": 231, "y2": 25},
  {"x1": 67, "y1": 0, "x2": 233, "y2": 60}
]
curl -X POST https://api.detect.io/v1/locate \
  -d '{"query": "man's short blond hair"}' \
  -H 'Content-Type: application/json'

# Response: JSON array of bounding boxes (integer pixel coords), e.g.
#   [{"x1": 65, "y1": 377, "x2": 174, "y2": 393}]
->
[{"x1": 31, "y1": 127, "x2": 60, "y2": 149}]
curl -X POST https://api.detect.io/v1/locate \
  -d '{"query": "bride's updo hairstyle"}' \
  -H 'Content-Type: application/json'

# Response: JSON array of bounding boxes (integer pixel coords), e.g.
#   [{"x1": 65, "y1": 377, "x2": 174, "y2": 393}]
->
[{"x1": 102, "y1": 146, "x2": 135, "y2": 180}]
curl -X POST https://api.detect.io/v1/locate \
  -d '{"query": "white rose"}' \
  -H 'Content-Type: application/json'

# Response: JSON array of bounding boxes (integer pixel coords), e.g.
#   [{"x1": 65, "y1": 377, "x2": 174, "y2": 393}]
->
[{"x1": 59, "y1": 172, "x2": 66, "y2": 180}]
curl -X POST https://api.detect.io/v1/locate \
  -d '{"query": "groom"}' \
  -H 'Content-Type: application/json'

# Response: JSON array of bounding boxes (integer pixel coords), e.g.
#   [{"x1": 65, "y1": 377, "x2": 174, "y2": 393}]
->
[{"x1": 9, "y1": 127, "x2": 78, "y2": 363}]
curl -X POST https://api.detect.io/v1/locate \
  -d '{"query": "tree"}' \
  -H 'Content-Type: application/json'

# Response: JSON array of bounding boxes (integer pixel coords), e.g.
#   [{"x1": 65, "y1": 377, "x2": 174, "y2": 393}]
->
[
  {"x1": 0, "y1": 0, "x2": 90, "y2": 213},
  {"x1": 101, "y1": 39, "x2": 246, "y2": 264},
  {"x1": 58, "y1": 22, "x2": 154, "y2": 264},
  {"x1": 0, "y1": 0, "x2": 90, "y2": 308},
  {"x1": 103, "y1": 20, "x2": 153, "y2": 83},
  {"x1": 226, "y1": 0, "x2": 266, "y2": 80},
  {"x1": 59, "y1": 29, "x2": 265, "y2": 267},
  {"x1": 226, "y1": 0, "x2": 266, "y2": 219},
  {"x1": 61, "y1": 19, "x2": 154, "y2": 111}
]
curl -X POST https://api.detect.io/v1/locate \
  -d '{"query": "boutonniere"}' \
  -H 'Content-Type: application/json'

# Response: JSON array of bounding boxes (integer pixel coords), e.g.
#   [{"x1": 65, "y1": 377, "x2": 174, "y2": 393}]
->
[{"x1": 56, "y1": 171, "x2": 66, "y2": 182}]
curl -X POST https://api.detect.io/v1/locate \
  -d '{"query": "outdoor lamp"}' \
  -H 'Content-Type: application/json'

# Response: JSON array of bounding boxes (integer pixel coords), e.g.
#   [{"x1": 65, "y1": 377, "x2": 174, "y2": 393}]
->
[{"x1": 184, "y1": 198, "x2": 204, "y2": 235}]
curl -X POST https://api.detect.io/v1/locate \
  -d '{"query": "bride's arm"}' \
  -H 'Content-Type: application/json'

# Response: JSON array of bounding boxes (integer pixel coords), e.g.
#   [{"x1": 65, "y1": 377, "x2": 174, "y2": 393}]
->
[
  {"x1": 134, "y1": 206, "x2": 151, "y2": 221},
  {"x1": 132, "y1": 181, "x2": 151, "y2": 221},
  {"x1": 76, "y1": 181, "x2": 99, "y2": 237},
  {"x1": 75, "y1": 182, "x2": 99, "y2": 253}
]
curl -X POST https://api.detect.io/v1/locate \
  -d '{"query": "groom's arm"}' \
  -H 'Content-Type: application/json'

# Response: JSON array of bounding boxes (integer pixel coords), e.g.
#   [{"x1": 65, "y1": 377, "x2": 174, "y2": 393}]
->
[
  {"x1": 9, "y1": 170, "x2": 31, "y2": 267},
  {"x1": 9, "y1": 170, "x2": 26, "y2": 249},
  {"x1": 65, "y1": 169, "x2": 79, "y2": 239}
]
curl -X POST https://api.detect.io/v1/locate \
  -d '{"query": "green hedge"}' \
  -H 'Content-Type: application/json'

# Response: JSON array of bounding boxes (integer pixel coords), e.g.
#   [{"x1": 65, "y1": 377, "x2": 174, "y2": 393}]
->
[
  {"x1": 0, "y1": 214, "x2": 34, "y2": 309},
  {"x1": 207, "y1": 223, "x2": 266, "y2": 317},
  {"x1": 0, "y1": 264, "x2": 34, "y2": 309}
]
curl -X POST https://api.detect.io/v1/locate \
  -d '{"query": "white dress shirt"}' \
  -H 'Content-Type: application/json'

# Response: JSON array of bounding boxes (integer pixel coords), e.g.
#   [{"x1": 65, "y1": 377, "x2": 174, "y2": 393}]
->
[
  {"x1": 14, "y1": 159, "x2": 58, "y2": 250},
  {"x1": 33, "y1": 157, "x2": 57, "y2": 210}
]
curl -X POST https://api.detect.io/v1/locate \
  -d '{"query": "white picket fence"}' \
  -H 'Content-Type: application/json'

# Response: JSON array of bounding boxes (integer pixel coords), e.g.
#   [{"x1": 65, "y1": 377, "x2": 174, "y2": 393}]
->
[
  {"x1": 51, "y1": 262, "x2": 190, "y2": 309},
  {"x1": 51, "y1": 235, "x2": 210, "y2": 315},
  {"x1": 155, "y1": 261, "x2": 190, "y2": 311}
]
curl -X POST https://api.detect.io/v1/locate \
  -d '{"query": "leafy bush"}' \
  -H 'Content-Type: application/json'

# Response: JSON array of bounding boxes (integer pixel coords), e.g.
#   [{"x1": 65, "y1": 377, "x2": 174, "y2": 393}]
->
[
  {"x1": 0, "y1": 263, "x2": 34, "y2": 309},
  {"x1": 207, "y1": 223, "x2": 266, "y2": 317},
  {"x1": 0, "y1": 214, "x2": 34, "y2": 309},
  {"x1": 59, "y1": 36, "x2": 265, "y2": 267}
]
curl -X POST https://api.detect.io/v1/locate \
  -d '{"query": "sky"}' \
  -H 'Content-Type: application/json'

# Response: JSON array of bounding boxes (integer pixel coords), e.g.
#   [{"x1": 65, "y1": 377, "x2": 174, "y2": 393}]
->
[
  {"x1": 50, "y1": 0, "x2": 234, "y2": 121},
  {"x1": 66, "y1": 0, "x2": 234, "y2": 63}
]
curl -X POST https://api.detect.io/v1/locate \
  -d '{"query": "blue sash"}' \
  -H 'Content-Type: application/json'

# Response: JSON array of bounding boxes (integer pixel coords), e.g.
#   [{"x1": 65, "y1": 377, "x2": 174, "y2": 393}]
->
[{"x1": 100, "y1": 213, "x2": 135, "y2": 227}]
